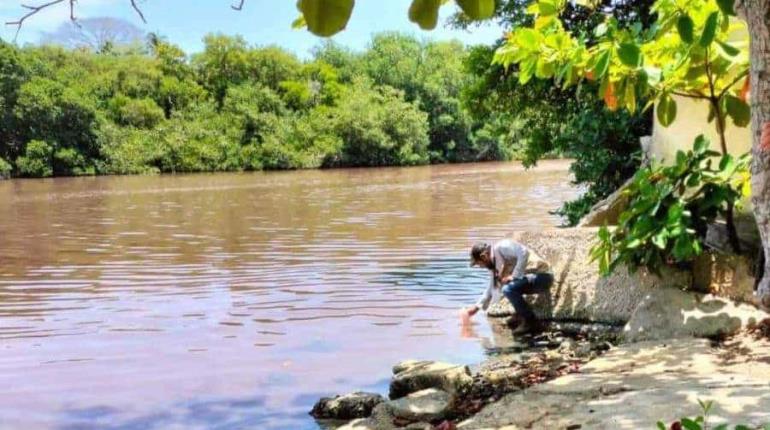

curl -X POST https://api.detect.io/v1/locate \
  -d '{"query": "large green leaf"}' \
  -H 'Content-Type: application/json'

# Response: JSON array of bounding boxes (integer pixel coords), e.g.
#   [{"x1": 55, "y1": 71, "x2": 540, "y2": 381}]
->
[
  {"x1": 677, "y1": 14, "x2": 694, "y2": 44},
  {"x1": 592, "y1": 50, "x2": 611, "y2": 80},
  {"x1": 297, "y1": 0, "x2": 355, "y2": 37},
  {"x1": 725, "y1": 94, "x2": 751, "y2": 127},
  {"x1": 618, "y1": 43, "x2": 642, "y2": 67},
  {"x1": 716, "y1": 0, "x2": 736, "y2": 16},
  {"x1": 657, "y1": 94, "x2": 677, "y2": 127},
  {"x1": 456, "y1": 0, "x2": 495, "y2": 20},
  {"x1": 699, "y1": 12, "x2": 719, "y2": 47},
  {"x1": 409, "y1": 0, "x2": 442, "y2": 30}
]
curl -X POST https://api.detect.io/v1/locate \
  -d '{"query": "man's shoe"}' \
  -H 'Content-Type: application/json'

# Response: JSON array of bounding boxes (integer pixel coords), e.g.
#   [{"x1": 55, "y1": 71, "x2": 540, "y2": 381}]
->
[
  {"x1": 511, "y1": 319, "x2": 542, "y2": 335},
  {"x1": 505, "y1": 315, "x2": 522, "y2": 328}
]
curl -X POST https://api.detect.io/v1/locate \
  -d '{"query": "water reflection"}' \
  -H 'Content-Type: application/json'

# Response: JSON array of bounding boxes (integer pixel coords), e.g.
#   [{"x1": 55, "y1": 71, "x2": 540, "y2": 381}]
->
[{"x1": 0, "y1": 161, "x2": 576, "y2": 429}]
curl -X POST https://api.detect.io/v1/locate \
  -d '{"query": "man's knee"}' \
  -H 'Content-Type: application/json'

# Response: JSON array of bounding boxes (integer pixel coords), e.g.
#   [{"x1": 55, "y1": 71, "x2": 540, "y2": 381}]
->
[
  {"x1": 502, "y1": 278, "x2": 527, "y2": 296},
  {"x1": 536, "y1": 273, "x2": 554, "y2": 289}
]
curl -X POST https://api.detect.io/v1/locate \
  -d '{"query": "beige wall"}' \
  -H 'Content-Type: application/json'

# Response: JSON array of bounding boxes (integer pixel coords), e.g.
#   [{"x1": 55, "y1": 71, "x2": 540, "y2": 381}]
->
[
  {"x1": 650, "y1": 95, "x2": 752, "y2": 163},
  {"x1": 650, "y1": 95, "x2": 753, "y2": 214}
]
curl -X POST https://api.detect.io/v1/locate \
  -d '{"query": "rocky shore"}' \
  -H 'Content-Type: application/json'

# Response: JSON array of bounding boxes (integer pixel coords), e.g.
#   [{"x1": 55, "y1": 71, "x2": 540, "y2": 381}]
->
[
  {"x1": 311, "y1": 228, "x2": 770, "y2": 429},
  {"x1": 312, "y1": 320, "x2": 621, "y2": 430}
]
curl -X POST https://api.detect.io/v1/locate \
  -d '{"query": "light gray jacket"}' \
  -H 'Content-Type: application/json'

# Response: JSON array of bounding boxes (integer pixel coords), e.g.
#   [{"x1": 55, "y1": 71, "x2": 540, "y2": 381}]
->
[{"x1": 475, "y1": 240, "x2": 550, "y2": 311}]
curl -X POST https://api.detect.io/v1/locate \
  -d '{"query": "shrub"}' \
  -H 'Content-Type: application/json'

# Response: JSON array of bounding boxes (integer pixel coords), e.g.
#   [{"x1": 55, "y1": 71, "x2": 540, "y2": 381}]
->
[
  {"x1": 54, "y1": 147, "x2": 94, "y2": 176},
  {"x1": 16, "y1": 140, "x2": 54, "y2": 177},
  {"x1": 322, "y1": 80, "x2": 430, "y2": 167},
  {"x1": 591, "y1": 136, "x2": 750, "y2": 275},
  {"x1": 110, "y1": 96, "x2": 165, "y2": 129},
  {"x1": 0, "y1": 157, "x2": 11, "y2": 178}
]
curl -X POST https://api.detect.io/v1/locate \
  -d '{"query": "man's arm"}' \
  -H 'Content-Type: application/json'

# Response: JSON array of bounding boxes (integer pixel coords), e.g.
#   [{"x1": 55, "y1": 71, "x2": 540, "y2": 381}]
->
[
  {"x1": 476, "y1": 275, "x2": 496, "y2": 310},
  {"x1": 511, "y1": 245, "x2": 529, "y2": 279}
]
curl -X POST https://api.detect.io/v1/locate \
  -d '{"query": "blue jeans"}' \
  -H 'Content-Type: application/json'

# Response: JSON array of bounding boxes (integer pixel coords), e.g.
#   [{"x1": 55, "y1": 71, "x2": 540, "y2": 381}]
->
[{"x1": 501, "y1": 273, "x2": 554, "y2": 322}]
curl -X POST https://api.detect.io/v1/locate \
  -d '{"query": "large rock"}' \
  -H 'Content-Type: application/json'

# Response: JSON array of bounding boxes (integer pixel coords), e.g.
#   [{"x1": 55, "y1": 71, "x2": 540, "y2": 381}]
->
[
  {"x1": 485, "y1": 229, "x2": 692, "y2": 324},
  {"x1": 623, "y1": 288, "x2": 769, "y2": 342},
  {"x1": 390, "y1": 360, "x2": 473, "y2": 399},
  {"x1": 382, "y1": 388, "x2": 451, "y2": 422},
  {"x1": 577, "y1": 180, "x2": 631, "y2": 227},
  {"x1": 337, "y1": 403, "x2": 433, "y2": 430},
  {"x1": 310, "y1": 392, "x2": 384, "y2": 420},
  {"x1": 693, "y1": 251, "x2": 757, "y2": 304}
]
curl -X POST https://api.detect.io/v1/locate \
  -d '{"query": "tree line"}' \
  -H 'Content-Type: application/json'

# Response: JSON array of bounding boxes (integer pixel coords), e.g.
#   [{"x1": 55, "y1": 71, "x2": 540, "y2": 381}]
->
[
  {"x1": 1, "y1": 26, "x2": 651, "y2": 226},
  {"x1": 0, "y1": 32, "x2": 528, "y2": 179}
]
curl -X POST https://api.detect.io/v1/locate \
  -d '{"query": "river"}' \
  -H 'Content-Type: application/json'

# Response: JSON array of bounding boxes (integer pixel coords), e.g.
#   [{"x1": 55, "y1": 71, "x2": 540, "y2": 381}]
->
[{"x1": 0, "y1": 161, "x2": 577, "y2": 429}]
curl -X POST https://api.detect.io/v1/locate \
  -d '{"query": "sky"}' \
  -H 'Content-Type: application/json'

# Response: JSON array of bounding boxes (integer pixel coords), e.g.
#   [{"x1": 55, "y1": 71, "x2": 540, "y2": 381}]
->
[{"x1": 0, "y1": 0, "x2": 506, "y2": 57}]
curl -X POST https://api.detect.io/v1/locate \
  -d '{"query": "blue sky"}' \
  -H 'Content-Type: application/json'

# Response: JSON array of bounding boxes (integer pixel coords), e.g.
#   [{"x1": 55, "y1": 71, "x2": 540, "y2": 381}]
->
[{"x1": 0, "y1": 0, "x2": 505, "y2": 56}]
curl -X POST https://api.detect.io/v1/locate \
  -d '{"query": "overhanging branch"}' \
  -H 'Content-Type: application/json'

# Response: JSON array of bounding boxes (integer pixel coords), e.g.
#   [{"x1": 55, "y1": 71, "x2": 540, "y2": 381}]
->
[
  {"x1": 6, "y1": 0, "x2": 67, "y2": 40},
  {"x1": 6, "y1": 0, "x2": 148, "y2": 40}
]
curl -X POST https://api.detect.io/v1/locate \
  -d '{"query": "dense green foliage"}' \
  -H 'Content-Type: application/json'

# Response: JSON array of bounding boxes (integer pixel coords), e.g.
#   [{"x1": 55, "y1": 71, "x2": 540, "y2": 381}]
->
[
  {"x1": 0, "y1": 33, "x2": 516, "y2": 178},
  {"x1": 591, "y1": 136, "x2": 750, "y2": 275},
  {"x1": 459, "y1": 0, "x2": 655, "y2": 225}
]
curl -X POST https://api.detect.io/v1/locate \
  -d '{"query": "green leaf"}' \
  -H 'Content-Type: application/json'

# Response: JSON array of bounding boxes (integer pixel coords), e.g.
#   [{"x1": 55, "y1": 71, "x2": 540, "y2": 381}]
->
[
  {"x1": 517, "y1": 28, "x2": 541, "y2": 50},
  {"x1": 408, "y1": 0, "x2": 443, "y2": 30},
  {"x1": 291, "y1": 15, "x2": 307, "y2": 29},
  {"x1": 625, "y1": 79, "x2": 637, "y2": 112},
  {"x1": 656, "y1": 422, "x2": 666, "y2": 430},
  {"x1": 719, "y1": 154, "x2": 735, "y2": 171},
  {"x1": 592, "y1": 50, "x2": 611, "y2": 80},
  {"x1": 700, "y1": 12, "x2": 719, "y2": 47},
  {"x1": 537, "y1": 0, "x2": 560, "y2": 16},
  {"x1": 652, "y1": 232, "x2": 667, "y2": 250},
  {"x1": 725, "y1": 95, "x2": 751, "y2": 127},
  {"x1": 693, "y1": 135, "x2": 709, "y2": 154},
  {"x1": 595, "y1": 22, "x2": 608, "y2": 38},
  {"x1": 456, "y1": 0, "x2": 495, "y2": 20},
  {"x1": 618, "y1": 43, "x2": 642, "y2": 67},
  {"x1": 716, "y1": 0, "x2": 736, "y2": 16},
  {"x1": 734, "y1": 426, "x2": 752, "y2": 430},
  {"x1": 518, "y1": 57, "x2": 537, "y2": 84},
  {"x1": 297, "y1": 0, "x2": 355, "y2": 37},
  {"x1": 680, "y1": 418, "x2": 702, "y2": 430},
  {"x1": 717, "y1": 40, "x2": 740, "y2": 56},
  {"x1": 677, "y1": 14, "x2": 694, "y2": 44},
  {"x1": 657, "y1": 94, "x2": 677, "y2": 127}
]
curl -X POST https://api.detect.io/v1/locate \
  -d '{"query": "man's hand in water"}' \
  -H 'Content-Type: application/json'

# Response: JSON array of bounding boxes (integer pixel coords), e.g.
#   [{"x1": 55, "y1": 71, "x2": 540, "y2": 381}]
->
[{"x1": 461, "y1": 306, "x2": 479, "y2": 319}]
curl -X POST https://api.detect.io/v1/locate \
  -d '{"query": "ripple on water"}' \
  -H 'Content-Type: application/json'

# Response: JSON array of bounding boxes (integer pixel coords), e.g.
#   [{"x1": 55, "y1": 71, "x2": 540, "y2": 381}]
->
[{"x1": 0, "y1": 161, "x2": 577, "y2": 429}]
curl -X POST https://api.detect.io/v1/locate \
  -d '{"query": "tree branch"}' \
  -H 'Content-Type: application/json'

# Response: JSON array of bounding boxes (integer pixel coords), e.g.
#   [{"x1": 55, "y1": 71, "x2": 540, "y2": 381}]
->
[
  {"x1": 6, "y1": 0, "x2": 67, "y2": 40},
  {"x1": 718, "y1": 69, "x2": 750, "y2": 100},
  {"x1": 130, "y1": 0, "x2": 146, "y2": 23},
  {"x1": 6, "y1": 0, "x2": 147, "y2": 40},
  {"x1": 671, "y1": 90, "x2": 708, "y2": 100}
]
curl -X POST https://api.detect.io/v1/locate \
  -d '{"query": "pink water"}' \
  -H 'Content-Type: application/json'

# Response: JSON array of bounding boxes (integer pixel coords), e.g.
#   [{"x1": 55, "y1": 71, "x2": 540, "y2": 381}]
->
[{"x1": 0, "y1": 161, "x2": 577, "y2": 429}]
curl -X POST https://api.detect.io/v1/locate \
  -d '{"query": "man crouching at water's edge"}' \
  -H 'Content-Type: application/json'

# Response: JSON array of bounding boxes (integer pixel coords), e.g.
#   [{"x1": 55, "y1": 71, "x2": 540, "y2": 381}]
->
[{"x1": 462, "y1": 240, "x2": 553, "y2": 335}]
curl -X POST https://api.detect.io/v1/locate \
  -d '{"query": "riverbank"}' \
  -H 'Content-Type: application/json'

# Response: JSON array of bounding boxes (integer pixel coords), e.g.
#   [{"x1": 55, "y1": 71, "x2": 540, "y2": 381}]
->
[
  {"x1": 314, "y1": 319, "x2": 770, "y2": 430},
  {"x1": 312, "y1": 320, "x2": 623, "y2": 429},
  {"x1": 312, "y1": 227, "x2": 770, "y2": 429}
]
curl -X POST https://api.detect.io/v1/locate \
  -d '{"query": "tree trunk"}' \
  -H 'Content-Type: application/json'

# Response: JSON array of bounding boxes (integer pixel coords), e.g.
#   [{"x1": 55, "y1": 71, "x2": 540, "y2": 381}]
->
[{"x1": 739, "y1": 0, "x2": 770, "y2": 308}]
